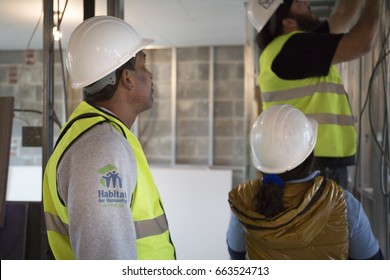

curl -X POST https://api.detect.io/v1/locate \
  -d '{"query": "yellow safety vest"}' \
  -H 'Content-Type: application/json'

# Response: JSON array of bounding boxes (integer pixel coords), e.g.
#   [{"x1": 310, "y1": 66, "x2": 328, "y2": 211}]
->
[
  {"x1": 258, "y1": 32, "x2": 356, "y2": 158},
  {"x1": 43, "y1": 101, "x2": 176, "y2": 260}
]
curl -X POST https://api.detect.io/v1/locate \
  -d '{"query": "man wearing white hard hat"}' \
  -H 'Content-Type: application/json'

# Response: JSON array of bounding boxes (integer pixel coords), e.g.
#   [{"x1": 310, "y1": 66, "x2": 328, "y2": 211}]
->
[
  {"x1": 43, "y1": 16, "x2": 176, "y2": 260},
  {"x1": 227, "y1": 104, "x2": 383, "y2": 259},
  {"x1": 247, "y1": 0, "x2": 381, "y2": 189}
]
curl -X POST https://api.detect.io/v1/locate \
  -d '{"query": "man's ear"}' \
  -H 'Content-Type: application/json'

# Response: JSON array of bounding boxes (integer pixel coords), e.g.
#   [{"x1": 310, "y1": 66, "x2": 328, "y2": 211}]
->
[
  {"x1": 121, "y1": 69, "x2": 134, "y2": 90},
  {"x1": 282, "y1": 18, "x2": 297, "y2": 30}
]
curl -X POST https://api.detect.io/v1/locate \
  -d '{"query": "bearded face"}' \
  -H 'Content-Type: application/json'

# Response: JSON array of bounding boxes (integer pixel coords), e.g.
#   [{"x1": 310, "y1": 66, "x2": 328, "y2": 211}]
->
[
  {"x1": 287, "y1": 2, "x2": 321, "y2": 32},
  {"x1": 293, "y1": 13, "x2": 321, "y2": 31}
]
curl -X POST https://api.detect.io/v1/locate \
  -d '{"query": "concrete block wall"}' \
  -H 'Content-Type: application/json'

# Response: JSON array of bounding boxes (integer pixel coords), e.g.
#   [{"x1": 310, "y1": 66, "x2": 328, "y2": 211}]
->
[
  {"x1": 214, "y1": 46, "x2": 245, "y2": 167},
  {"x1": 0, "y1": 50, "x2": 64, "y2": 166},
  {"x1": 140, "y1": 46, "x2": 246, "y2": 186},
  {"x1": 139, "y1": 48, "x2": 173, "y2": 164},
  {"x1": 176, "y1": 47, "x2": 210, "y2": 165}
]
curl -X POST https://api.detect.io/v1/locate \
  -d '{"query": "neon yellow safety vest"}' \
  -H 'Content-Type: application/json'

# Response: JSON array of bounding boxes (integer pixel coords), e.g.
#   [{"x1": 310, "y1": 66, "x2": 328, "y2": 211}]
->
[
  {"x1": 258, "y1": 32, "x2": 356, "y2": 158},
  {"x1": 43, "y1": 101, "x2": 176, "y2": 260}
]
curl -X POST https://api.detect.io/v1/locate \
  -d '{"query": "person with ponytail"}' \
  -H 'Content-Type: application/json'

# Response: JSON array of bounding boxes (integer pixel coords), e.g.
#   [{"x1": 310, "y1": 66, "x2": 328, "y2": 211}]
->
[{"x1": 227, "y1": 105, "x2": 383, "y2": 260}]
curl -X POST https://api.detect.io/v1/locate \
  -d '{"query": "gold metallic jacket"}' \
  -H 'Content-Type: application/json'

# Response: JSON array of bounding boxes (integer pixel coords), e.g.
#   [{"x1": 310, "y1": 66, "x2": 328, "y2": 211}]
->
[{"x1": 229, "y1": 176, "x2": 349, "y2": 259}]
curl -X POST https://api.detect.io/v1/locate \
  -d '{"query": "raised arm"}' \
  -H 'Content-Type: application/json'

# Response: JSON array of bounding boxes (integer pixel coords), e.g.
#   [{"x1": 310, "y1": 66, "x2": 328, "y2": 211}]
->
[
  {"x1": 331, "y1": 0, "x2": 381, "y2": 64},
  {"x1": 328, "y1": 0, "x2": 363, "y2": 33}
]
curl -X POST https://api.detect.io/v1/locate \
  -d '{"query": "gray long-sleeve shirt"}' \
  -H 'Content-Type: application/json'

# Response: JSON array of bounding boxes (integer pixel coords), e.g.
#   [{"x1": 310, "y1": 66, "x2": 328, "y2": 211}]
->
[{"x1": 57, "y1": 122, "x2": 138, "y2": 259}]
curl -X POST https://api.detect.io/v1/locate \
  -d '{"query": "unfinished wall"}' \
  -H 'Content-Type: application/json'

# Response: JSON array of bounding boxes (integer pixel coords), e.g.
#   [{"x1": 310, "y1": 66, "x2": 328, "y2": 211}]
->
[
  {"x1": 0, "y1": 46, "x2": 246, "y2": 187},
  {"x1": 0, "y1": 50, "x2": 64, "y2": 166}
]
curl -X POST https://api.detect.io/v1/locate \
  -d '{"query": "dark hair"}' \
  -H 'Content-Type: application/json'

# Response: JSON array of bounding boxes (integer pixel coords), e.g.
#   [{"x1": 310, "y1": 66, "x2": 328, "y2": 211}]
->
[
  {"x1": 83, "y1": 56, "x2": 137, "y2": 103},
  {"x1": 255, "y1": 151, "x2": 315, "y2": 218},
  {"x1": 255, "y1": 0, "x2": 293, "y2": 51}
]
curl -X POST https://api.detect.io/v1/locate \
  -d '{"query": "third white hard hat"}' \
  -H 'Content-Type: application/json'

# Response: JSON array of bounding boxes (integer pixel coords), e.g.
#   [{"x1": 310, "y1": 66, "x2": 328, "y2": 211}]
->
[
  {"x1": 250, "y1": 104, "x2": 318, "y2": 174},
  {"x1": 66, "y1": 16, "x2": 154, "y2": 89}
]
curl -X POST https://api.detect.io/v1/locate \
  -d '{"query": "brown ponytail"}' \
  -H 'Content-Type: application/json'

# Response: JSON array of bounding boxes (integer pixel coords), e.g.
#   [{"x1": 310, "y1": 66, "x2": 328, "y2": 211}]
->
[
  {"x1": 255, "y1": 152, "x2": 315, "y2": 218},
  {"x1": 255, "y1": 174, "x2": 285, "y2": 218}
]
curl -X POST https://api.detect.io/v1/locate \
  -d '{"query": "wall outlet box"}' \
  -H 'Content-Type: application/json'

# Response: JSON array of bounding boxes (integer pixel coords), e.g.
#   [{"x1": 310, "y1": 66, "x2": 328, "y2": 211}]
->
[{"x1": 22, "y1": 126, "x2": 42, "y2": 147}]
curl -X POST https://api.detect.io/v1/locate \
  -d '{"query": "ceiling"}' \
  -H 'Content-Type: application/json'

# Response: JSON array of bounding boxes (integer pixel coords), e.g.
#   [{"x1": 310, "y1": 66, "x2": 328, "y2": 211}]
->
[{"x1": 0, "y1": 0, "x2": 336, "y2": 51}]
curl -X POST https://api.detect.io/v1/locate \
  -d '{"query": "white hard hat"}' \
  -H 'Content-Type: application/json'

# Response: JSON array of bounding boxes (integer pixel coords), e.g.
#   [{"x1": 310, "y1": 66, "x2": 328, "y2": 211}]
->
[
  {"x1": 250, "y1": 104, "x2": 318, "y2": 174},
  {"x1": 66, "y1": 16, "x2": 154, "y2": 89},
  {"x1": 247, "y1": 0, "x2": 284, "y2": 32}
]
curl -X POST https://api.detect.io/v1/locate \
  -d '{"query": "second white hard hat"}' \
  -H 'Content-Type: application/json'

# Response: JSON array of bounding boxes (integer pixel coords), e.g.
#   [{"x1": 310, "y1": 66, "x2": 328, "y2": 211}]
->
[
  {"x1": 247, "y1": 0, "x2": 284, "y2": 32},
  {"x1": 66, "y1": 16, "x2": 154, "y2": 89},
  {"x1": 250, "y1": 104, "x2": 318, "y2": 174}
]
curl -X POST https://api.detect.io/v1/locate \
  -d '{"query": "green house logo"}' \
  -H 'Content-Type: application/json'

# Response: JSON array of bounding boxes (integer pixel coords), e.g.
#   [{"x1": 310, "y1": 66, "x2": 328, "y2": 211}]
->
[{"x1": 98, "y1": 164, "x2": 123, "y2": 188}]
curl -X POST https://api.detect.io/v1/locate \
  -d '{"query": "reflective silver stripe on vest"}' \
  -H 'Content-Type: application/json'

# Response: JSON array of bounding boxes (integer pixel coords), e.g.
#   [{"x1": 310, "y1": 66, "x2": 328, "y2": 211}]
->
[
  {"x1": 307, "y1": 113, "x2": 355, "y2": 126},
  {"x1": 44, "y1": 211, "x2": 69, "y2": 236},
  {"x1": 134, "y1": 213, "x2": 169, "y2": 239},
  {"x1": 262, "y1": 82, "x2": 347, "y2": 102}
]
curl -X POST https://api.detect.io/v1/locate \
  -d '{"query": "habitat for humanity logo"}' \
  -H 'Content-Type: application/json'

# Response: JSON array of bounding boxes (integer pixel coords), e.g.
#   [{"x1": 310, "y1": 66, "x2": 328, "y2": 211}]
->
[{"x1": 97, "y1": 164, "x2": 128, "y2": 206}]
